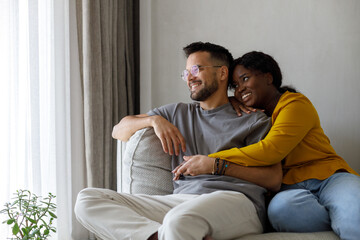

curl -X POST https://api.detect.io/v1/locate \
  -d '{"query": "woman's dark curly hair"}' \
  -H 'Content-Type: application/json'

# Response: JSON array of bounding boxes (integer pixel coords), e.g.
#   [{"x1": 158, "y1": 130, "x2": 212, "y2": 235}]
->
[{"x1": 230, "y1": 51, "x2": 297, "y2": 93}]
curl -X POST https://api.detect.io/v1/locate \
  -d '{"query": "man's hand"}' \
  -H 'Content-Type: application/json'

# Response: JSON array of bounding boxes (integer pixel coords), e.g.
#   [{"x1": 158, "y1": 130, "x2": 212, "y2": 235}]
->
[
  {"x1": 152, "y1": 115, "x2": 186, "y2": 156},
  {"x1": 229, "y1": 96, "x2": 260, "y2": 116},
  {"x1": 172, "y1": 155, "x2": 214, "y2": 180}
]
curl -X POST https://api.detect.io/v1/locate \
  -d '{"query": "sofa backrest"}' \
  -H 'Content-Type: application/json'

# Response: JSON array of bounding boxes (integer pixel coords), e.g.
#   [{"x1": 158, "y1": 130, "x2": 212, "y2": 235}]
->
[{"x1": 117, "y1": 128, "x2": 174, "y2": 195}]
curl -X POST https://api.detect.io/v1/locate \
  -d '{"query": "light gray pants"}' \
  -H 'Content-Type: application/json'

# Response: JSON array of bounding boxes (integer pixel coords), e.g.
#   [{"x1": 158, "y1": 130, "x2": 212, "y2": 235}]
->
[{"x1": 74, "y1": 188, "x2": 262, "y2": 240}]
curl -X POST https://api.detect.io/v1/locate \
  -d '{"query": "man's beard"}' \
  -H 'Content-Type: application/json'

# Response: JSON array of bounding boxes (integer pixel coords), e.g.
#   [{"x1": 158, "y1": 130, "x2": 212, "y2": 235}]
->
[{"x1": 190, "y1": 77, "x2": 219, "y2": 101}]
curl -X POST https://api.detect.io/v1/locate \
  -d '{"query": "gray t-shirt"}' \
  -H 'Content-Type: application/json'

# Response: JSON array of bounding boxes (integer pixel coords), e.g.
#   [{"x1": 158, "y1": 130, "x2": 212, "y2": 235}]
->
[{"x1": 147, "y1": 102, "x2": 271, "y2": 226}]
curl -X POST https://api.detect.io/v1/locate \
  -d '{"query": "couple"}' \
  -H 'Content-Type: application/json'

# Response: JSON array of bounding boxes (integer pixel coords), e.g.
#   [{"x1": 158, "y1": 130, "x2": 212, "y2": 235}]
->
[{"x1": 75, "y1": 42, "x2": 360, "y2": 240}]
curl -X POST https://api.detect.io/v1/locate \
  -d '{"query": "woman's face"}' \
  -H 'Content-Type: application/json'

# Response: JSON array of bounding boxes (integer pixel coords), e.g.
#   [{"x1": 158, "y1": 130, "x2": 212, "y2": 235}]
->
[{"x1": 232, "y1": 65, "x2": 272, "y2": 108}]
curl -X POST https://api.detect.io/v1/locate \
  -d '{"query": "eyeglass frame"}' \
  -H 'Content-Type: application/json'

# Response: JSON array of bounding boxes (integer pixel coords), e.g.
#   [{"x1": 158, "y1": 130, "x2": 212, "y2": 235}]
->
[{"x1": 181, "y1": 65, "x2": 222, "y2": 81}]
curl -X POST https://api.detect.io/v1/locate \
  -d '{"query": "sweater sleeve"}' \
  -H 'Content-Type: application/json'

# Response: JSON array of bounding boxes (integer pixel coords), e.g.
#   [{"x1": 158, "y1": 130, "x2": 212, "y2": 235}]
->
[{"x1": 208, "y1": 96, "x2": 317, "y2": 166}]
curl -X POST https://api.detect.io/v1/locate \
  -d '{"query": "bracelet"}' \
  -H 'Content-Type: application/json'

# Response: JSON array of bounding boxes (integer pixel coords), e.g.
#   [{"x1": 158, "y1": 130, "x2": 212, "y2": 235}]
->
[
  {"x1": 219, "y1": 159, "x2": 226, "y2": 175},
  {"x1": 212, "y1": 158, "x2": 230, "y2": 175},
  {"x1": 215, "y1": 159, "x2": 229, "y2": 175},
  {"x1": 212, "y1": 158, "x2": 220, "y2": 175},
  {"x1": 222, "y1": 160, "x2": 229, "y2": 175}
]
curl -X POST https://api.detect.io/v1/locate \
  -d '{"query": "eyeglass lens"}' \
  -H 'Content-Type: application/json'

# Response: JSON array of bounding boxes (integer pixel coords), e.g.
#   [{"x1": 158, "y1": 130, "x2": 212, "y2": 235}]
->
[{"x1": 182, "y1": 65, "x2": 200, "y2": 81}]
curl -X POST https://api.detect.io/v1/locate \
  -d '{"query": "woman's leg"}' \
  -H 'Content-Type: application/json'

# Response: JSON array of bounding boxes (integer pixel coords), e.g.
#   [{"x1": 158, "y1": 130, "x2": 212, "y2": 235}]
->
[
  {"x1": 318, "y1": 173, "x2": 360, "y2": 240},
  {"x1": 268, "y1": 173, "x2": 360, "y2": 239},
  {"x1": 268, "y1": 188, "x2": 331, "y2": 232},
  {"x1": 159, "y1": 191, "x2": 263, "y2": 240}
]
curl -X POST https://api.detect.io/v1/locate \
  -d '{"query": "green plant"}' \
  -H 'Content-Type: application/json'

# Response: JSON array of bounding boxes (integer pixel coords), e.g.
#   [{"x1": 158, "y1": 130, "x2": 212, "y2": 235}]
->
[{"x1": 0, "y1": 189, "x2": 57, "y2": 240}]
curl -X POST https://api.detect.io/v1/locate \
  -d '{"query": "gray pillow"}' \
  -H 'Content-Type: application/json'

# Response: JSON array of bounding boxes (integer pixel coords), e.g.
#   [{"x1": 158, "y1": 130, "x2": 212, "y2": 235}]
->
[{"x1": 121, "y1": 128, "x2": 173, "y2": 195}]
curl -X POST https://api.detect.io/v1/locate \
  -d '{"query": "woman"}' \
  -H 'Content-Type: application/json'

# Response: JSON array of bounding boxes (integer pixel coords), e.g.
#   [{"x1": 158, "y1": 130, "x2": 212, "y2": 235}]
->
[{"x1": 209, "y1": 51, "x2": 360, "y2": 239}]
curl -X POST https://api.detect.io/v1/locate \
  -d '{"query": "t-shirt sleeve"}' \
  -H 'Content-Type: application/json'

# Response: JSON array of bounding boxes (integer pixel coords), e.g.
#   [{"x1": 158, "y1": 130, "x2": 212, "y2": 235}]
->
[
  {"x1": 208, "y1": 98, "x2": 317, "y2": 166},
  {"x1": 244, "y1": 113, "x2": 272, "y2": 146},
  {"x1": 147, "y1": 103, "x2": 176, "y2": 121}
]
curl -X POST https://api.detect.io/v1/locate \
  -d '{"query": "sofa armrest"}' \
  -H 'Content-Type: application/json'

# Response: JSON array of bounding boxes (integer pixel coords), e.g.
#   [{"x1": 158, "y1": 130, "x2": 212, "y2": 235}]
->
[{"x1": 117, "y1": 128, "x2": 174, "y2": 195}]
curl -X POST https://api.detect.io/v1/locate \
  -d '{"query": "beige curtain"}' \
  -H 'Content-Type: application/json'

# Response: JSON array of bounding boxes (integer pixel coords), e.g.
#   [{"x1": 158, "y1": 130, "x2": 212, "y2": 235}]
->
[{"x1": 76, "y1": 0, "x2": 139, "y2": 190}]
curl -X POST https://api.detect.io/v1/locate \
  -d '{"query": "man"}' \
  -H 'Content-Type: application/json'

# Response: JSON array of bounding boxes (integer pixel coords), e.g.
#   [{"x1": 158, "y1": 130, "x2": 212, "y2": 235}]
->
[{"x1": 75, "y1": 42, "x2": 282, "y2": 240}]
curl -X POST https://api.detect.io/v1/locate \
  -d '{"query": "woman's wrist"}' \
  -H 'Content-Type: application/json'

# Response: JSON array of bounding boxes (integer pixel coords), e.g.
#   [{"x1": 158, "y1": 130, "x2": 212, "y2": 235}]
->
[{"x1": 211, "y1": 158, "x2": 230, "y2": 175}]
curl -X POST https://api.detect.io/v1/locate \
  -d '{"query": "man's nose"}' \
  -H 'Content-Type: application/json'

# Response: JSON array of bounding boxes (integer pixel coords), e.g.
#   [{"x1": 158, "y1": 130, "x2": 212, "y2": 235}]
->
[{"x1": 187, "y1": 72, "x2": 196, "y2": 82}]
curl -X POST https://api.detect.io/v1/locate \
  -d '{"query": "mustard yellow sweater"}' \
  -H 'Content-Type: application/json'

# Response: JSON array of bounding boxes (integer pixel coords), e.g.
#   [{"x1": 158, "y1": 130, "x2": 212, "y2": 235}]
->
[{"x1": 209, "y1": 91, "x2": 358, "y2": 184}]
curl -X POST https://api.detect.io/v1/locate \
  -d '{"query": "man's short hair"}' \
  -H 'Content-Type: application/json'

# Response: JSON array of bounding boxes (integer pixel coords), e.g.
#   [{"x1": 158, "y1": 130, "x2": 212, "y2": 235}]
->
[{"x1": 183, "y1": 41, "x2": 233, "y2": 68}]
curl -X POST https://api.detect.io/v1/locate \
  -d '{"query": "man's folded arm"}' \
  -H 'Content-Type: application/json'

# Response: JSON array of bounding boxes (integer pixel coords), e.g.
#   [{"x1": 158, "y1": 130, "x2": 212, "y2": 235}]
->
[
  {"x1": 112, "y1": 113, "x2": 186, "y2": 156},
  {"x1": 112, "y1": 114, "x2": 152, "y2": 142}
]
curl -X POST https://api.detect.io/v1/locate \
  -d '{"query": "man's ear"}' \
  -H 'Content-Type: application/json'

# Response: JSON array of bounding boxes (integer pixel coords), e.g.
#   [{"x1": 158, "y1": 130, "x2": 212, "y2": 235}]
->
[{"x1": 220, "y1": 66, "x2": 229, "y2": 81}]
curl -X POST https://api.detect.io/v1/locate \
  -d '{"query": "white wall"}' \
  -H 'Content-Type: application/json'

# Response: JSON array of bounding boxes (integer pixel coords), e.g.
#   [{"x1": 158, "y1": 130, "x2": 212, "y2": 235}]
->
[{"x1": 140, "y1": 0, "x2": 360, "y2": 172}]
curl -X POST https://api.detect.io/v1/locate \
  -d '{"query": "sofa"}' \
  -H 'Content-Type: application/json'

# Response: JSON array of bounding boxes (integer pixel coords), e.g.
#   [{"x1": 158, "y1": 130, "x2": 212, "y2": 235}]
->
[{"x1": 117, "y1": 127, "x2": 340, "y2": 240}]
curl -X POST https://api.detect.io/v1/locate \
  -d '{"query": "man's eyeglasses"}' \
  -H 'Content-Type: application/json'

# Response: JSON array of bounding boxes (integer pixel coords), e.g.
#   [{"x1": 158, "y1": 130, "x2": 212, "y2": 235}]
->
[{"x1": 181, "y1": 65, "x2": 222, "y2": 81}]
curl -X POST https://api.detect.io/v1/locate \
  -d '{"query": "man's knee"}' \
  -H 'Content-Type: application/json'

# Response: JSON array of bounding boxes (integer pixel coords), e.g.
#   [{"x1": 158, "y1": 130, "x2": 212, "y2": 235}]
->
[
  {"x1": 163, "y1": 211, "x2": 196, "y2": 228},
  {"x1": 74, "y1": 188, "x2": 102, "y2": 219},
  {"x1": 161, "y1": 210, "x2": 207, "y2": 238}
]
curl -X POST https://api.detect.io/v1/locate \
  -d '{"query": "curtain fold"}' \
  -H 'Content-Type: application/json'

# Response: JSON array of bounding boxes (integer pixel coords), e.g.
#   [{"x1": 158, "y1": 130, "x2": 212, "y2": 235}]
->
[{"x1": 76, "y1": 0, "x2": 138, "y2": 190}]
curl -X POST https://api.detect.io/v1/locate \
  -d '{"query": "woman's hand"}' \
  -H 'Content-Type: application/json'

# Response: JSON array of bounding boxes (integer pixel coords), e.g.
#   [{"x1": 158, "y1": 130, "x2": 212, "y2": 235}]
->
[
  {"x1": 229, "y1": 96, "x2": 260, "y2": 116},
  {"x1": 172, "y1": 155, "x2": 215, "y2": 180}
]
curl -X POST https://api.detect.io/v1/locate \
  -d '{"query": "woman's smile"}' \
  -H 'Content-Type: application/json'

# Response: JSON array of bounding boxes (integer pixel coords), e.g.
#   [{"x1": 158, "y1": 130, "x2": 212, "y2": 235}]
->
[{"x1": 241, "y1": 92, "x2": 252, "y2": 101}]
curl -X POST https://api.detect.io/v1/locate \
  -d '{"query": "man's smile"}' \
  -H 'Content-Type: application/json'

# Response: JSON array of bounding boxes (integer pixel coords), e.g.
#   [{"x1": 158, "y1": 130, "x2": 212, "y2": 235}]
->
[{"x1": 189, "y1": 81, "x2": 202, "y2": 91}]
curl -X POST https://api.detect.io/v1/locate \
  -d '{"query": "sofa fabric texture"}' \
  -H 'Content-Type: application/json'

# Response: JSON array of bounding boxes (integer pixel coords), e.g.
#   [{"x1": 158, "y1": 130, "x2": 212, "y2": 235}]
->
[
  {"x1": 117, "y1": 128, "x2": 340, "y2": 240},
  {"x1": 119, "y1": 127, "x2": 173, "y2": 195}
]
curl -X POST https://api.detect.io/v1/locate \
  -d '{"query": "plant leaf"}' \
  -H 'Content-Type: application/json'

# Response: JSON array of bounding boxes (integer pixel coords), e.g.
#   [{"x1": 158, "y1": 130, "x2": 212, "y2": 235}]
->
[
  {"x1": 7, "y1": 219, "x2": 15, "y2": 225},
  {"x1": 44, "y1": 228, "x2": 49, "y2": 235},
  {"x1": 22, "y1": 227, "x2": 28, "y2": 235},
  {"x1": 40, "y1": 218, "x2": 47, "y2": 226},
  {"x1": 12, "y1": 222, "x2": 20, "y2": 235},
  {"x1": 48, "y1": 211, "x2": 57, "y2": 218},
  {"x1": 27, "y1": 217, "x2": 37, "y2": 224},
  {"x1": 30, "y1": 228, "x2": 39, "y2": 236}
]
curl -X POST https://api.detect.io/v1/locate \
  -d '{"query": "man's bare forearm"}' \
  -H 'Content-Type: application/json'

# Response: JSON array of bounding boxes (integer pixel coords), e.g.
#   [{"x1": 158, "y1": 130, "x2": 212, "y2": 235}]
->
[
  {"x1": 112, "y1": 114, "x2": 153, "y2": 141},
  {"x1": 225, "y1": 161, "x2": 282, "y2": 192}
]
